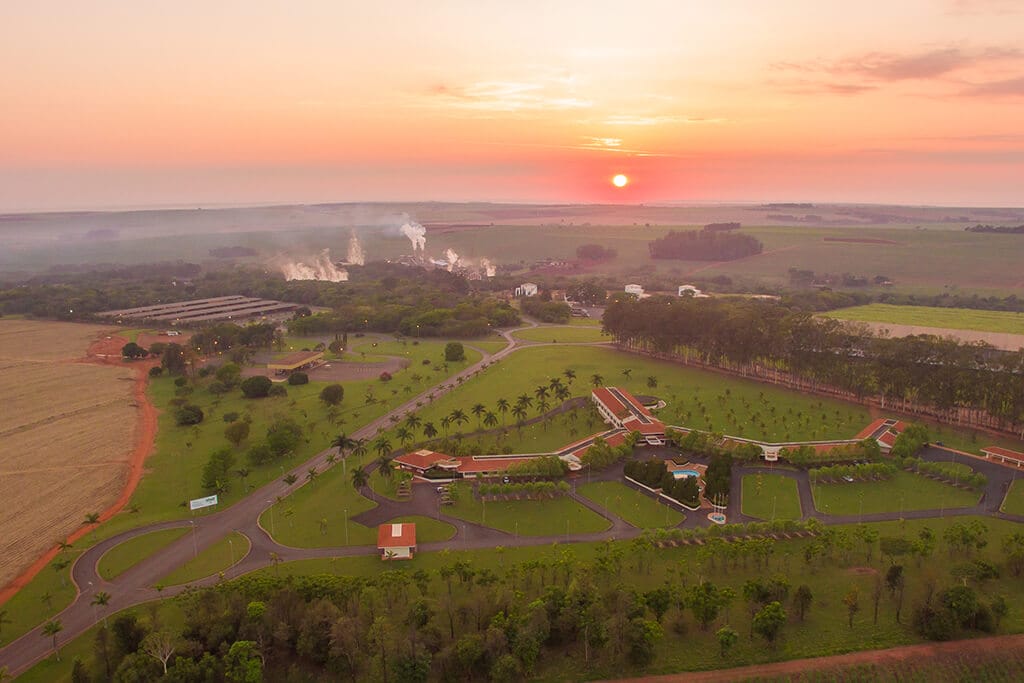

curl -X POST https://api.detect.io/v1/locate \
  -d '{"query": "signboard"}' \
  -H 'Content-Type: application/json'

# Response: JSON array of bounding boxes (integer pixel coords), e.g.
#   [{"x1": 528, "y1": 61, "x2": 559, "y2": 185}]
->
[{"x1": 189, "y1": 495, "x2": 219, "y2": 511}]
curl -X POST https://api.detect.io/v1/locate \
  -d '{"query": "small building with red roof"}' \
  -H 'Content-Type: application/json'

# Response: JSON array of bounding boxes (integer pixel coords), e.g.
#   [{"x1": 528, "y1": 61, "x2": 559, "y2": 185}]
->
[
  {"x1": 981, "y1": 446, "x2": 1024, "y2": 467},
  {"x1": 378, "y1": 522, "x2": 417, "y2": 560}
]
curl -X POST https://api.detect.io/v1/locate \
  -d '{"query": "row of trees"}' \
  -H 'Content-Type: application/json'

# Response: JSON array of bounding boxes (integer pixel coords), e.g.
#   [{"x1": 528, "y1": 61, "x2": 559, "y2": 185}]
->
[
  {"x1": 604, "y1": 297, "x2": 1024, "y2": 436},
  {"x1": 476, "y1": 480, "x2": 571, "y2": 500},
  {"x1": 648, "y1": 230, "x2": 763, "y2": 261},
  {"x1": 780, "y1": 439, "x2": 882, "y2": 467}
]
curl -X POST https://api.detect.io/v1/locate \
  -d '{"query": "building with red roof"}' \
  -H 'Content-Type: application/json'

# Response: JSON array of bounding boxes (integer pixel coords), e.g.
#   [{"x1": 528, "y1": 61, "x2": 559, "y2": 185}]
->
[
  {"x1": 378, "y1": 522, "x2": 417, "y2": 560},
  {"x1": 591, "y1": 387, "x2": 665, "y2": 444},
  {"x1": 981, "y1": 446, "x2": 1024, "y2": 467},
  {"x1": 393, "y1": 449, "x2": 461, "y2": 474}
]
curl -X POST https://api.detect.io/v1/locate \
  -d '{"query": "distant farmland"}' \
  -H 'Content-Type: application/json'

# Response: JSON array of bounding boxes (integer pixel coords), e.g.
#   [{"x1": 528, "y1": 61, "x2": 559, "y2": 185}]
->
[
  {"x1": 825, "y1": 304, "x2": 1024, "y2": 335},
  {"x1": 0, "y1": 321, "x2": 135, "y2": 589}
]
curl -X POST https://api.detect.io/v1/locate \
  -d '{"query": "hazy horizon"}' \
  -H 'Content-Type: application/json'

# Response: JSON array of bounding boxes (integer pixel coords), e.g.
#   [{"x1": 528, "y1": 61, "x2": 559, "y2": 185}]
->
[{"x1": 3, "y1": 1, "x2": 1024, "y2": 211}]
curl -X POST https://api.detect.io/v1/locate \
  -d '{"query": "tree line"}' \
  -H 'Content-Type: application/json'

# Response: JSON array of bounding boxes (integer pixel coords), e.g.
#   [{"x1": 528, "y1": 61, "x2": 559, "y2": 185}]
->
[
  {"x1": 648, "y1": 230, "x2": 763, "y2": 261},
  {"x1": 603, "y1": 297, "x2": 1024, "y2": 437}
]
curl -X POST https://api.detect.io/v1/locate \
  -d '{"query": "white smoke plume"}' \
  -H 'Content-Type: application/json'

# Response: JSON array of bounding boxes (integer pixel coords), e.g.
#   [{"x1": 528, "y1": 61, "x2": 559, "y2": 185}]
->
[
  {"x1": 480, "y1": 258, "x2": 496, "y2": 277},
  {"x1": 347, "y1": 231, "x2": 366, "y2": 265},
  {"x1": 400, "y1": 220, "x2": 427, "y2": 252},
  {"x1": 444, "y1": 248, "x2": 460, "y2": 272},
  {"x1": 280, "y1": 249, "x2": 348, "y2": 282}
]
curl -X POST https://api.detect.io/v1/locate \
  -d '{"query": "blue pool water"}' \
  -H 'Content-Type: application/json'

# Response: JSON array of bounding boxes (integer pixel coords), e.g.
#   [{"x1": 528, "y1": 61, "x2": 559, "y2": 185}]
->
[{"x1": 672, "y1": 469, "x2": 700, "y2": 479}]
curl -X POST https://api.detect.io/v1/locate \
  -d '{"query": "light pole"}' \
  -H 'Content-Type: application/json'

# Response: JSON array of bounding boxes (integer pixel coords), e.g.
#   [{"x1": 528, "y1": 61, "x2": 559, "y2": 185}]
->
[
  {"x1": 228, "y1": 538, "x2": 235, "y2": 566},
  {"x1": 191, "y1": 520, "x2": 198, "y2": 559},
  {"x1": 344, "y1": 508, "x2": 349, "y2": 545},
  {"x1": 267, "y1": 500, "x2": 275, "y2": 536}
]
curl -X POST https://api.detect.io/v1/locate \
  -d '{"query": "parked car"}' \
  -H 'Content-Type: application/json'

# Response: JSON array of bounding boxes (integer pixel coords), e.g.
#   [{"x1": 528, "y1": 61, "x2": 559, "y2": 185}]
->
[{"x1": 842, "y1": 475, "x2": 855, "y2": 482}]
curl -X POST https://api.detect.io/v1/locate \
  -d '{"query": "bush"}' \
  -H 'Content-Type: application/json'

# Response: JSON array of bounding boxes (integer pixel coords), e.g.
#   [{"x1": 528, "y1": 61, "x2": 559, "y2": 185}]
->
[
  {"x1": 175, "y1": 404, "x2": 204, "y2": 426},
  {"x1": 267, "y1": 417, "x2": 303, "y2": 456},
  {"x1": 207, "y1": 380, "x2": 229, "y2": 395},
  {"x1": 287, "y1": 372, "x2": 309, "y2": 386},
  {"x1": 174, "y1": 377, "x2": 188, "y2": 388},
  {"x1": 247, "y1": 443, "x2": 274, "y2": 466},
  {"x1": 148, "y1": 366, "x2": 163, "y2": 377},
  {"x1": 240, "y1": 375, "x2": 273, "y2": 399},
  {"x1": 379, "y1": 371, "x2": 393, "y2": 382},
  {"x1": 201, "y1": 448, "x2": 236, "y2": 491},
  {"x1": 225, "y1": 420, "x2": 250, "y2": 447},
  {"x1": 268, "y1": 384, "x2": 288, "y2": 397},
  {"x1": 223, "y1": 412, "x2": 240, "y2": 423},
  {"x1": 215, "y1": 363, "x2": 242, "y2": 387},
  {"x1": 444, "y1": 342, "x2": 466, "y2": 362},
  {"x1": 319, "y1": 384, "x2": 344, "y2": 406}
]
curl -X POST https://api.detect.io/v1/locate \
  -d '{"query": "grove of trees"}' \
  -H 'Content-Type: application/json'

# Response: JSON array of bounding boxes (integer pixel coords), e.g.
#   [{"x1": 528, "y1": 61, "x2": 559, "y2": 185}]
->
[{"x1": 648, "y1": 230, "x2": 763, "y2": 261}]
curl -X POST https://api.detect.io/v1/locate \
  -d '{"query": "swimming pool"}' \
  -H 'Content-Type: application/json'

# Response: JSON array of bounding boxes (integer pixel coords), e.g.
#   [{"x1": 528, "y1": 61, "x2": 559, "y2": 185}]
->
[{"x1": 672, "y1": 469, "x2": 700, "y2": 479}]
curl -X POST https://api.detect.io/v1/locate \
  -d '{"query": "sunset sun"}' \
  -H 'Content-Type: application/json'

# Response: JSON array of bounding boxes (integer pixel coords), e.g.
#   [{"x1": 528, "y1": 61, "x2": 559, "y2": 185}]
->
[{"x1": 612, "y1": 174, "x2": 628, "y2": 188}]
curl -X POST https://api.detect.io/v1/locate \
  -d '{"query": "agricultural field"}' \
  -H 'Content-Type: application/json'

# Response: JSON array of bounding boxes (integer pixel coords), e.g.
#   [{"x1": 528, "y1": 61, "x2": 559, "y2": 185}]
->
[
  {"x1": 0, "y1": 320, "x2": 137, "y2": 589},
  {"x1": 741, "y1": 474, "x2": 803, "y2": 521},
  {"x1": 578, "y1": 481, "x2": 684, "y2": 528},
  {"x1": 444, "y1": 482, "x2": 610, "y2": 536},
  {"x1": 512, "y1": 325, "x2": 611, "y2": 343},
  {"x1": 825, "y1": 304, "x2": 1024, "y2": 335},
  {"x1": 812, "y1": 471, "x2": 979, "y2": 516}
]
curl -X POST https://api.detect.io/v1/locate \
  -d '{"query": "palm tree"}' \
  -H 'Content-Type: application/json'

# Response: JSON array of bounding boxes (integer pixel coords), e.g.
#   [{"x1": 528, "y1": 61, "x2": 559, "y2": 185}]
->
[
  {"x1": 405, "y1": 414, "x2": 422, "y2": 433},
  {"x1": 516, "y1": 393, "x2": 532, "y2": 410},
  {"x1": 325, "y1": 453, "x2": 338, "y2": 467},
  {"x1": 591, "y1": 374, "x2": 604, "y2": 388},
  {"x1": 377, "y1": 455, "x2": 394, "y2": 480},
  {"x1": 549, "y1": 376, "x2": 563, "y2": 391},
  {"x1": 440, "y1": 415, "x2": 452, "y2": 436},
  {"x1": 622, "y1": 368, "x2": 632, "y2": 380},
  {"x1": 471, "y1": 403, "x2": 486, "y2": 428},
  {"x1": 512, "y1": 405, "x2": 528, "y2": 425},
  {"x1": 40, "y1": 592, "x2": 53, "y2": 610},
  {"x1": 83, "y1": 512, "x2": 99, "y2": 525},
  {"x1": 57, "y1": 539, "x2": 73, "y2": 555},
  {"x1": 352, "y1": 466, "x2": 370, "y2": 492},
  {"x1": 0, "y1": 609, "x2": 11, "y2": 636},
  {"x1": 283, "y1": 473, "x2": 298, "y2": 485},
  {"x1": 331, "y1": 433, "x2": 356, "y2": 459},
  {"x1": 647, "y1": 375, "x2": 658, "y2": 389},
  {"x1": 351, "y1": 438, "x2": 368, "y2": 460},
  {"x1": 483, "y1": 411, "x2": 499, "y2": 429},
  {"x1": 563, "y1": 368, "x2": 576, "y2": 384},
  {"x1": 396, "y1": 426, "x2": 414, "y2": 447},
  {"x1": 450, "y1": 409, "x2": 469, "y2": 430},
  {"x1": 423, "y1": 422, "x2": 438, "y2": 439},
  {"x1": 235, "y1": 468, "x2": 250, "y2": 491},
  {"x1": 496, "y1": 398, "x2": 510, "y2": 425},
  {"x1": 373, "y1": 436, "x2": 393, "y2": 458},
  {"x1": 555, "y1": 385, "x2": 571, "y2": 402},
  {"x1": 269, "y1": 552, "x2": 283, "y2": 577},
  {"x1": 305, "y1": 467, "x2": 319, "y2": 485},
  {"x1": 537, "y1": 399, "x2": 550, "y2": 416},
  {"x1": 91, "y1": 591, "x2": 111, "y2": 627},
  {"x1": 42, "y1": 620, "x2": 63, "y2": 661},
  {"x1": 534, "y1": 385, "x2": 549, "y2": 401}
]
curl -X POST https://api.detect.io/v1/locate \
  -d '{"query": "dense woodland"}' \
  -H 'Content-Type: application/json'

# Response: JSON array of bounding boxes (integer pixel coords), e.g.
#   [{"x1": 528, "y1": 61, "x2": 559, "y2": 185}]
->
[
  {"x1": 603, "y1": 297, "x2": 1024, "y2": 436},
  {"x1": 648, "y1": 230, "x2": 763, "y2": 261}
]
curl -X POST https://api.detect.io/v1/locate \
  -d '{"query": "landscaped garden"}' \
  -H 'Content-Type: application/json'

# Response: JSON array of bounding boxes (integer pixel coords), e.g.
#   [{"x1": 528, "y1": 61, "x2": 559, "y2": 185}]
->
[
  {"x1": 443, "y1": 482, "x2": 611, "y2": 536},
  {"x1": 741, "y1": 474, "x2": 803, "y2": 520},
  {"x1": 578, "y1": 481, "x2": 684, "y2": 528}
]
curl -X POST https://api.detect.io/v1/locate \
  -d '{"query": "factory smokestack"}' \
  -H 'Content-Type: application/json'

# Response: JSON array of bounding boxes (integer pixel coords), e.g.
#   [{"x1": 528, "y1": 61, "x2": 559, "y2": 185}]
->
[
  {"x1": 400, "y1": 220, "x2": 427, "y2": 252},
  {"x1": 347, "y1": 231, "x2": 366, "y2": 265},
  {"x1": 444, "y1": 248, "x2": 460, "y2": 272},
  {"x1": 280, "y1": 249, "x2": 348, "y2": 282}
]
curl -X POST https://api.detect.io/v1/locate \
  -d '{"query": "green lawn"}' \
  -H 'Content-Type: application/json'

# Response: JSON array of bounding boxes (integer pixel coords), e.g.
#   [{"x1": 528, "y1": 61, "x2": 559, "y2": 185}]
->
[
  {"x1": 444, "y1": 483, "x2": 611, "y2": 536},
  {"x1": 385, "y1": 515, "x2": 457, "y2": 543},
  {"x1": 578, "y1": 481, "x2": 684, "y2": 528},
  {"x1": 158, "y1": 531, "x2": 249, "y2": 586},
  {"x1": 0, "y1": 552, "x2": 79, "y2": 648},
  {"x1": 741, "y1": 474, "x2": 803, "y2": 521},
  {"x1": 459, "y1": 339, "x2": 509, "y2": 354},
  {"x1": 513, "y1": 326, "x2": 611, "y2": 343},
  {"x1": 1002, "y1": 479, "x2": 1024, "y2": 515},
  {"x1": 455, "y1": 406, "x2": 607, "y2": 455},
  {"x1": 96, "y1": 528, "x2": 189, "y2": 580},
  {"x1": 812, "y1": 471, "x2": 979, "y2": 516},
  {"x1": 825, "y1": 304, "x2": 1024, "y2": 335},
  {"x1": 569, "y1": 317, "x2": 602, "y2": 327}
]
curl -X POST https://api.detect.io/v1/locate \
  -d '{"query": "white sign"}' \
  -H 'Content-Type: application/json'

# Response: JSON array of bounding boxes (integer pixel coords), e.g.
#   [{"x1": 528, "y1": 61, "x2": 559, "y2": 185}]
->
[{"x1": 189, "y1": 495, "x2": 219, "y2": 511}]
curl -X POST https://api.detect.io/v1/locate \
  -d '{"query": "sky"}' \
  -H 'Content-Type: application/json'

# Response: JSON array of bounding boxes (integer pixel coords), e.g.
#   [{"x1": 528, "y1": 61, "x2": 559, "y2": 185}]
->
[{"x1": 1, "y1": 0, "x2": 1023, "y2": 211}]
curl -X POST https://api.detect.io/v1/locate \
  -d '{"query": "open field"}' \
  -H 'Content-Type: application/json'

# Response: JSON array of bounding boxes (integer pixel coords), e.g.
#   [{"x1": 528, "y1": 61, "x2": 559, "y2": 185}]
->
[
  {"x1": 741, "y1": 474, "x2": 803, "y2": 520},
  {"x1": 1003, "y1": 479, "x2": 1024, "y2": 515},
  {"x1": 826, "y1": 304, "x2": 1024, "y2": 335},
  {"x1": 578, "y1": 481, "x2": 684, "y2": 528},
  {"x1": 158, "y1": 531, "x2": 248, "y2": 586},
  {"x1": 0, "y1": 320, "x2": 137, "y2": 590},
  {"x1": 812, "y1": 470, "x2": 979, "y2": 515},
  {"x1": 96, "y1": 528, "x2": 189, "y2": 580},
  {"x1": 444, "y1": 482, "x2": 610, "y2": 536},
  {"x1": 512, "y1": 325, "x2": 612, "y2": 343}
]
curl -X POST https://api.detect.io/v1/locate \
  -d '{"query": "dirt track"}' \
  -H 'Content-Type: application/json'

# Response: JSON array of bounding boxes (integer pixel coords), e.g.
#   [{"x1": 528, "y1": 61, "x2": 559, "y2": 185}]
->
[{"x1": 854, "y1": 321, "x2": 1024, "y2": 352}]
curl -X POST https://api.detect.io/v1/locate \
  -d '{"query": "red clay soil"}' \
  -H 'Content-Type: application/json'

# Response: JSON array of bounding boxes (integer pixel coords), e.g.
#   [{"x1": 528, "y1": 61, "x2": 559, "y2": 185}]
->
[
  {"x1": 607, "y1": 633, "x2": 1024, "y2": 682},
  {"x1": 0, "y1": 333, "x2": 160, "y2": 606}
]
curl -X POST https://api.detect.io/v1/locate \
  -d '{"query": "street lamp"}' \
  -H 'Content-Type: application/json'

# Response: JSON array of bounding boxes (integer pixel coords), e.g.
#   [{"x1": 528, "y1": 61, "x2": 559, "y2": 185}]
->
[
  {"x1": 266, "y1": 500, "x2": 276, "y2": 536},
  {"x1": 344, "y1": 509, "x2": 349, "y2": 545}
]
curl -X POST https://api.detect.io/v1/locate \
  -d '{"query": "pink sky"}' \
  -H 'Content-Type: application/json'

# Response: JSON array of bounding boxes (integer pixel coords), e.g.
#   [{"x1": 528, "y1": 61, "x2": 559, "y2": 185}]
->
[{"x1": 2, "y1": 1, "x2": 1023, "y2": 210}]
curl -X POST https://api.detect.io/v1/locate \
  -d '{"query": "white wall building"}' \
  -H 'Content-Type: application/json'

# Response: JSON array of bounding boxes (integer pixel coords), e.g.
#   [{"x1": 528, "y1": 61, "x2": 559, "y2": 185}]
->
[
  {"x1": 624, "y1": 284, "x2": 644, "y2": 297},
  {"x1": 515, "y1": 282, "x2": 539, "y2": 297}
]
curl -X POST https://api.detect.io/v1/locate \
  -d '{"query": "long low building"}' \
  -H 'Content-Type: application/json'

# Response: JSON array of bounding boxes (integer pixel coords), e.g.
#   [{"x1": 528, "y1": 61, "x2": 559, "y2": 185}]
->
[
  {"x1": 592, "y1": 387, "x2": 666, "y2": 444},
  {"x1": 267, "y1": 351, "x2": 324, "y2": 373},
  {"x1": 98, "y1": 295, "x2": 320, "y2": 326}
]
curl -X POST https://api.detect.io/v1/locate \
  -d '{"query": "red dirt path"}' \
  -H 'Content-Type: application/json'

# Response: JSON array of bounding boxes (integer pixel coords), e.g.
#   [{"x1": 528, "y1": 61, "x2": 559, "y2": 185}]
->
[
  {"x1": 609, "y1": 633, "x2": 1024, "y2": 682},
  {"x1": 0, "y1": 333, "x2": 159, "y2": 606}
]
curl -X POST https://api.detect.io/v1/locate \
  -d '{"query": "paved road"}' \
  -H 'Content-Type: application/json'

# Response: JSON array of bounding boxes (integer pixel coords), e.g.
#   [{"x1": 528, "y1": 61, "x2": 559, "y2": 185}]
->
[{"x1": 3, "y1": 326, "x2": 1024, "y2": 676}]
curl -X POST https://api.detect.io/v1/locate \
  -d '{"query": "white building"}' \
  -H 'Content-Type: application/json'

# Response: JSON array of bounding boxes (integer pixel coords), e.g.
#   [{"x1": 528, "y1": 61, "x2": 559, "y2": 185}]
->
[
  {"x1": 624, "y1": 284, "x2": 644, "y2": 297},
  {"x1": 678, "y1": 284, "x2": 710, "y2": 298},
  {"x1": 515, "y1": 282, "x2": 539, "y2": 297}
]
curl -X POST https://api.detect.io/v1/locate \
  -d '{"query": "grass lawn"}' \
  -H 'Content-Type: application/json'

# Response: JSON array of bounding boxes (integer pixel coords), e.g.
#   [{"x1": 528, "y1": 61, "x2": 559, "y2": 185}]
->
[
  {"x1": 459, "y1": 339, "x2": 509, "y2": 354},
  {"x1": 455, "y1": 406, "x2": 607, "y2": 455},
  {"x1": 741, "y1": 474, "x2": 803, "y2": 521},
  {"x1": 158, "y1": 531, "x2": 248, "y2": 586},
  {"x1": 443, "y1": 483, "x2": 610, "y2": 536},
  {"x1": 1002, "y1": 479, "x2": 1024, "y2": 515},
  {"x1": 96, "y1": 528, "x2": 189, "y2": 580},
  {"x1": 825, "y1": 304, "x2": 1024, "y2": 335},
  {"x1": 513, "y1": 326, "x2": 611, "y2": 343},
  {"x1": 569, "y1": 317, "x2": 602, "y2": 327},
  {"x1": 812, "y1": 470, "x2": 979, "y2": 516},
  {"x1": 578, "y1": 481, "x2": 684, "y2": 528},
  {"x1": 386, "y1": 515, "x2": 457, "y2": 543},
  {"x1": 0, "y1": 552, "x2": 79, "y2": 648}
]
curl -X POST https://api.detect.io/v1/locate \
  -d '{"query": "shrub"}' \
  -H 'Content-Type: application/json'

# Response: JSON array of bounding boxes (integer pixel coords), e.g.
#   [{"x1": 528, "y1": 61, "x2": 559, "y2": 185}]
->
[
  {"x1": 240, "y1": 375, "x2": 273, "y2": 398},
  {"x1": 268, "y1": 384, "x2": 287, "y2": 397},
  {"x1": 223, "y1": 411, "x2": 240, "y2": 423},
  {"x1": 207, "y1": 380, "x2": 229, "y2": 395},
  {"x1": 225, "y1": 420, "x2": 250, "y2": 447},
  {"x1": 379, "y1": 371, "x2": 393, "y2": 382},
  {"x1": 319, "y1": 384, "x2": 344, "y2": 406},
  {"x1": 267, "y1": 417, "x2": 303, "y2": 456},
  {"x1": 148, "y1": 366, "x2": 163, "y2": 377},
  {"x1": 174, "y1": 377, "x2": 188, "y2": 388},
  {"x1": 287, "y1": 372, "x2": 309, "y2": 386},
  {"x1": 201, "y1": 448, "x2": 235, "y2": 491},
  {"x1": 444, "y1": 342, "x2": 466, "y2": 362},
  {"x1": 175, "y1": 404, "x2": 204, "y2": 426}
]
